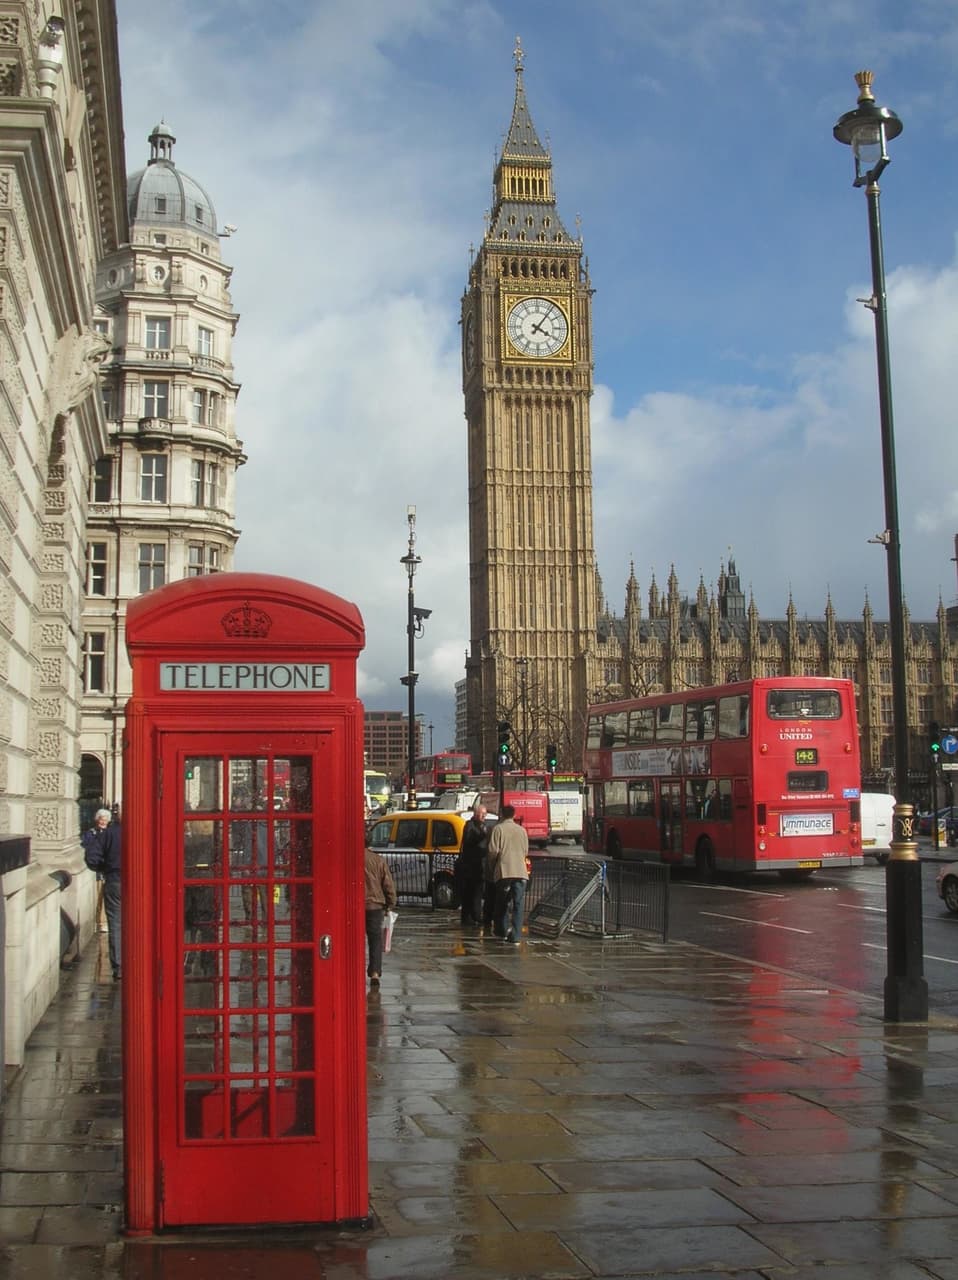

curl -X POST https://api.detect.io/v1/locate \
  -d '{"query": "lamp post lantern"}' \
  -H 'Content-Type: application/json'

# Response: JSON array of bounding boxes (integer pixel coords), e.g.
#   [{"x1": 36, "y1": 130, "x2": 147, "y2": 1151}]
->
[
  {"x1": 399, "y1": 506, "x2": 430, "y2": 810},
  {"x1": 834, "y1": 70, "x2": 927, "y2": 1022}
]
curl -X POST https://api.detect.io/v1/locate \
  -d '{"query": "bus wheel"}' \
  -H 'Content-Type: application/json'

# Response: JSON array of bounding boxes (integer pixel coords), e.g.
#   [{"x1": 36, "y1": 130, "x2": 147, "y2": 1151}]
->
[
  {"x1": 778, "y1": 868, "x2": 815, "y2": 882},
  {"x1": 606, "y1": 831, "x2": 623, "y2": 860},
  {"x1": 695, "y1": 838, "x2": 716, "y2": 881}
]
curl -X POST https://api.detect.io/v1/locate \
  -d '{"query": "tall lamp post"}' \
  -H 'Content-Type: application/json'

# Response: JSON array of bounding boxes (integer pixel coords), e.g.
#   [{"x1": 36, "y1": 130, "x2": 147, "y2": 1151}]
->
[
  {"x1": 400, "y1": 506, "x2": 430, "y2": 810},
  {"x1": 834, "y1": 71, "x2": 927, "y2": 1022},
  {"x1": 517, "y1": 658, "x2": 529, "y2": 784}
]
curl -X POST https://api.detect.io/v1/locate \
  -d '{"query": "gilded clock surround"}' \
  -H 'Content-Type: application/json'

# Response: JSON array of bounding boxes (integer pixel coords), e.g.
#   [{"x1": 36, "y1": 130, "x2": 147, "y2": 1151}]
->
[{"x1": 502, "y1": 294, "x2": 572, "y2": 360}]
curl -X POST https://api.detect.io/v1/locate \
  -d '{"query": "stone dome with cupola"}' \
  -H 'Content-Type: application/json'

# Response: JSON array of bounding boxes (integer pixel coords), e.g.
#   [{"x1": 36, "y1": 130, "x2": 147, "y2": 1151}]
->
[{"x1": 126, "y1": 121, "x2": 218, "y2": 240}]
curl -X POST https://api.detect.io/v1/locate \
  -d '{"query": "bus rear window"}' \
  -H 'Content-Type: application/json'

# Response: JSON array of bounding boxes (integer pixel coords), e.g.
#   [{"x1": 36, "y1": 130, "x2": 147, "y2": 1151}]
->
[
  {"x1": 767, "y1": 690, "x2": 841, "y2": 720},
  {"x1": 787, "y1": 771, "x2": 829, "y2": 792}
]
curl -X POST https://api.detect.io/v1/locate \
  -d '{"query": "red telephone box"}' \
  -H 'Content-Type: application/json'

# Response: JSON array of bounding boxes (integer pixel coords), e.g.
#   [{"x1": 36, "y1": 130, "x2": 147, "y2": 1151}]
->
[{"x1": 122, "y1": 573, "x2": 368, "y2": 1233}]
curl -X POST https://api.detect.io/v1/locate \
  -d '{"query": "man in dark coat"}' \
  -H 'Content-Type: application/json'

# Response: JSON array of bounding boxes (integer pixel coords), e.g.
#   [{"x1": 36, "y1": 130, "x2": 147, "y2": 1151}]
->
[
  {"x1": 82, "y1": 808, "x2": 122, "y2": 980},
  {"x1": 456, "y1": 803, "x2": 488, "y2": 925}
]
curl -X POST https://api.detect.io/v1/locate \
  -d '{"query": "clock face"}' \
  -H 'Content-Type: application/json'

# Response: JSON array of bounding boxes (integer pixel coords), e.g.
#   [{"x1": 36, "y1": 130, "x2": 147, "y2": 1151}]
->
[
  {"x1": 506, "y1": 297, "x2": 569, "y2": 357},
  {"x1": 464, "y1": 313, "x2": 476, "y2": 370}
]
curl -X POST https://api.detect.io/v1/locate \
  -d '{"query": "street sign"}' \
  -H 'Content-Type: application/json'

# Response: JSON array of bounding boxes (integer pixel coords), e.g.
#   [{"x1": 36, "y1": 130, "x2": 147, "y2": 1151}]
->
[{"x1": 941, "y1": 733, "x2": 958, "y2": 755}]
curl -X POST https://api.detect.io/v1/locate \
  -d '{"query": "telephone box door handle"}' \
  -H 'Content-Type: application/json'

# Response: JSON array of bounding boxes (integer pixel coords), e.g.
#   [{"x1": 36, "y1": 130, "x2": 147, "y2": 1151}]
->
[{"x1": 318, "y1": 934, "x2": 332, "y2": 960}]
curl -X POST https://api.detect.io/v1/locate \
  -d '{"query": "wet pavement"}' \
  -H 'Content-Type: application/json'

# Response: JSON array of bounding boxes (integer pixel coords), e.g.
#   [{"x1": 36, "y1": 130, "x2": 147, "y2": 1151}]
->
[{"x1": 3, "y1": 913, "x2": 958, "y2": 1278}]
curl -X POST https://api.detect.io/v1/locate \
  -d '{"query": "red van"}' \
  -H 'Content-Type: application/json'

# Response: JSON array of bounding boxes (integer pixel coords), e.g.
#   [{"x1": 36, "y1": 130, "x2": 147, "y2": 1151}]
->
[{"x1": 480, "y1": 790, "x2": 550, "y2": 848}]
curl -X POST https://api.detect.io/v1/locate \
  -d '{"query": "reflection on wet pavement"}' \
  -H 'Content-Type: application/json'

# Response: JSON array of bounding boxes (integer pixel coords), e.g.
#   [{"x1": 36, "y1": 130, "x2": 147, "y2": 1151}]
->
[{"x1": 2, "y1": 914, "x2": 958, "y2": 1277}]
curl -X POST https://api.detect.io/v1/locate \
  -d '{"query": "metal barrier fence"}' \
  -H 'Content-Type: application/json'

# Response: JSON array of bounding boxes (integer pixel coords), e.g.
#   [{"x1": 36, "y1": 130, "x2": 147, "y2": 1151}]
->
[
  {"x1": 377, "y1": 848, "x2": 459, "y2": 910},
  {"x1": 526, "y1": 854, "x2": 669, "y2": 941},
  {"x1": 374, "y1": 848, "x2": 670, "y2": 939}
]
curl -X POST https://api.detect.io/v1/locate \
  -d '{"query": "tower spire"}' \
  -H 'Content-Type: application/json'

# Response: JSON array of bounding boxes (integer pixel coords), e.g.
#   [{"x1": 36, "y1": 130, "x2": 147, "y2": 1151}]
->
[{"x1": 487, "y1": 39, "x2": 574, "y2": 246}]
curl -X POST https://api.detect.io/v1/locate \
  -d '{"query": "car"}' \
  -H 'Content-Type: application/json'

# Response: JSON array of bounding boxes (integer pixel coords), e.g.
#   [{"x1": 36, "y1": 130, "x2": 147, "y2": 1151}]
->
[
  {"x1": 366, "y1": 810, "x2": 469, "y2": 908},
  {"x1": 919, "y1": 806, "x2": 958, "y2": 838},
  {"x1": 936, "y1": 861, "x2": 958, "y2": 914}
]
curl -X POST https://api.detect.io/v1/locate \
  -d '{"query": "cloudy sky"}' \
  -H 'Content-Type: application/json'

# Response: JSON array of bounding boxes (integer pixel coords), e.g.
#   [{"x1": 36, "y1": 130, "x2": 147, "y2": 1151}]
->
[{"x1": 117, "y1": 0, "x2": 958, "y2": 750}]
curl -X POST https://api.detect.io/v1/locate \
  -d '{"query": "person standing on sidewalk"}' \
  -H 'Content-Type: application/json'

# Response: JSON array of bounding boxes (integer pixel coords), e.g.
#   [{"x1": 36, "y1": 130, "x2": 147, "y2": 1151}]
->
[
  {"x1": 456, "y1": 803, "x2": 488, "y2": 925},
  {"x1": 488, "y1": 805, "x2": 529, "y2": 944},
  {"x1": 82, "y1": 808, "x2": 122, "y2": 980},
  {"x1": 364, "y1": 845, "x2": 397, "y2": 987}
]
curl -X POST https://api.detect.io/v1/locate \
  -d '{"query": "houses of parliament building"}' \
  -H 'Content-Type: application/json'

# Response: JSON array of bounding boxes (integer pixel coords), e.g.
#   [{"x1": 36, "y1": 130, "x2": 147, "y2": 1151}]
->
[{"x1": 590, "y1": 552, "x2": 958, "y2": 804}]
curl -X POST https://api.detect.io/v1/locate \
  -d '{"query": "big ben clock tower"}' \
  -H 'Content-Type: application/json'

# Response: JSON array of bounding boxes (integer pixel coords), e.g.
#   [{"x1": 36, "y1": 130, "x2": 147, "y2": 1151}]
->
[{"x1": 463, "y1": 40, "x2": 599, "y2": 771}]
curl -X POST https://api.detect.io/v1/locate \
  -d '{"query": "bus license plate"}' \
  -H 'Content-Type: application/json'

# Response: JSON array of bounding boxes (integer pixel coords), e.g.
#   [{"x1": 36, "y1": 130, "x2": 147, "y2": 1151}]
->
[
  {"x1": 797, "y1": 860, "x2": 822, "y2": 869},
  {"x1": 780, "y1": 813, "x2": 833, "y2": 837}
]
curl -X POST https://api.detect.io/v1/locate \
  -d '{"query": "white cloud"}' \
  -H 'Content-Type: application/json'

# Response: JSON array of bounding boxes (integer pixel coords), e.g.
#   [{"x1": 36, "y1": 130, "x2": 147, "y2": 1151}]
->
[{"x1": 593, "y1": 249, "x2": 958, "y2": 617}]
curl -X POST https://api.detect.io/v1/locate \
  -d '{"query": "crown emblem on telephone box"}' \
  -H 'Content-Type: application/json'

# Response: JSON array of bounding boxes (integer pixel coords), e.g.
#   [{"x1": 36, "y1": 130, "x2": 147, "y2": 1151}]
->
[{"x1": 221, "y1": 601, "x2": 273, "y2": 638}]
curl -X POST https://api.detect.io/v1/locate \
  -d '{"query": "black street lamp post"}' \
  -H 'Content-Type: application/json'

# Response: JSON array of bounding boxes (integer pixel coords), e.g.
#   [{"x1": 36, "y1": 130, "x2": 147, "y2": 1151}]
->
[
  {"x1": 517, "y1": 658, "x2": 529, "y2": 784},
  {"x1": 400, "y1": 506, "x2": 430, "y2": 810},
  {"x1": 834, "y1": 70, "x2": 927, "y2": 1022}
]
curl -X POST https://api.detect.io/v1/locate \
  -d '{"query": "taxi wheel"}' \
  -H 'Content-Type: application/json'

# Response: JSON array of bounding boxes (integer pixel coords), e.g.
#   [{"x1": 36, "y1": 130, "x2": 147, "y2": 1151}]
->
[
  {"x1": 942, "y1": 875, "x2": 958, "y2": 915},
  {"x1": 432, "y1": 872, "x2": 458, "y2": 910}
]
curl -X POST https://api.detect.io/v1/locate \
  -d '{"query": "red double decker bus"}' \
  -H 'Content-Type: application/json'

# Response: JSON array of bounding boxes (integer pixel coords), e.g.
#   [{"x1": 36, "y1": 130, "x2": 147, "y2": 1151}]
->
[
  {"x1": 413, "y1": 752, "x2": 473, "y2": 795},
  {"x1": 583, "y1": 677, "x2": 863, "y2": 878}
]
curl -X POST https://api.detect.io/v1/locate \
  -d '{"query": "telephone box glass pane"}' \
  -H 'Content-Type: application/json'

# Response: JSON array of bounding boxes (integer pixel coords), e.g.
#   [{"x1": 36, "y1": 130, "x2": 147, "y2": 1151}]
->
[
  {"x1": 184, "y1": 967, "x2": 223, "y2": 1008},
  {"x1": 229, "y1": 1080, "x2": 270, "y2": 1138},
  {"x1": 185, "y1": 757, "x2": 222, "y2": 811},
  {"x1": 273, "y1": 949, "x2": 313, "y2": 1007},
  {"x1": 287, "y1": 758, "x2": 312, "y2": 811},
  {"x1": 184, "y1": 884, "x2": 222, "y2": 943},
  {"x1": 184, "y1": 820, "x2": 222, "y2": 877},
  {"x1": 229, "y1": 974, "x2": 271, "y2": 1009},
  {"x1": 275, "y1": 884, "x2": 314, "y2": 943},
  {"x1": 228, "y1": 820, "x2": 268, "y2": 877},
  {"x1": 229, "y1": 1014, "x2": 269, "y2": 1073},
  {"x1": 185, "y1": 1081, "x2": 225, "y2": 1139},
  {"x1": 275, "y1": 819, "x2": 313, "y2": 876},
  {"x1": 230, "y1": 758, "x2": 267, "y2": 810},
  {"x1": 274, "y1": 1013, "x2": 315, "y2": 1071},
  {"x1": 184, "y1": 1014, "x2": 222, "y2": 1073},
  {"x1": 276, "y1": 1078, "x2": 315, "y2": 1137}
]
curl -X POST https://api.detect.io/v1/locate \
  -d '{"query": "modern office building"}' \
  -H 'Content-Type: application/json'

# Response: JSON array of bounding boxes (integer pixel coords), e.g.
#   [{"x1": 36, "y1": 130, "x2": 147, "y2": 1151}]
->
[{"x1": 364, "y1": 710, "x2": 422, "y2": 785}]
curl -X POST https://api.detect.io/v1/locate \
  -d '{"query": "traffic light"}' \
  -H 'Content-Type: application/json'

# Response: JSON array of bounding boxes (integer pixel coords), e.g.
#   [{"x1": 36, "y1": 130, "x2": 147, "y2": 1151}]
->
[
  {"x1": 497, "y1": 720, "x2": 511, "y2": 767},
  {"x1": 930, "y1": 720, "x2": 942, "y2": 759},
  {"x1": 546, "y1": 743, "x2": 558, "y2": 772}
]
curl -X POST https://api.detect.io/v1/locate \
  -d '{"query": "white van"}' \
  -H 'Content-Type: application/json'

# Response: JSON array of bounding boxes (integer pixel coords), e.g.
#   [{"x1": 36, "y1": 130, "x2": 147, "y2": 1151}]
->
[{"x1": 861, "y1": 792, "x2": 895, "y2": 863}]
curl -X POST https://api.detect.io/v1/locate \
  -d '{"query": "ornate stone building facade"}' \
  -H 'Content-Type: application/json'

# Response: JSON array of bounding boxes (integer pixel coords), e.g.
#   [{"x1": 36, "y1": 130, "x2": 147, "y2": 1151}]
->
[
  {"x1": 592, "y1": 557, "x2": 958, "y2": 806},
  {"x1": 462, "y1": 42, "x2": 598, "y2": 772},
  {"x1": 0, "y1": 1, "x2": 125, "y2": 1065},
  {"x1": 79, "y1": 122, "x2": 244, "y2": 813}
]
